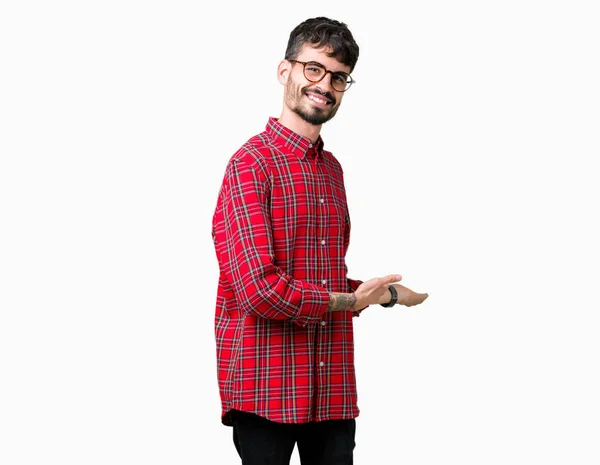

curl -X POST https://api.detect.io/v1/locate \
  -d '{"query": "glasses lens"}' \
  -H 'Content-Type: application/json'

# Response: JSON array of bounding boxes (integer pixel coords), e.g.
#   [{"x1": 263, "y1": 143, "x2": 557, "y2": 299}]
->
[
  {"x1": 304, "y1": 63, "x2": 325, "y2": 81},
  {"x1": 331, "y1": 73, "x2": 351, "y2": 92}
]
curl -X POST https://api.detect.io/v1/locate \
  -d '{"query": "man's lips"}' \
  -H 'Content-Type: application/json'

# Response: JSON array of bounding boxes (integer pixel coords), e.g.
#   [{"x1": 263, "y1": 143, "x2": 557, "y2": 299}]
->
[{"x1": 305, "y1": 92, "x2": 334, "y2": 107}]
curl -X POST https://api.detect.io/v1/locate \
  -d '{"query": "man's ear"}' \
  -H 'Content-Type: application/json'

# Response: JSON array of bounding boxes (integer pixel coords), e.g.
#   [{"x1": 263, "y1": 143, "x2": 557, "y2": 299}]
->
[{"x1": 277, "y1": 60, "x2": 291, "y2": 85}]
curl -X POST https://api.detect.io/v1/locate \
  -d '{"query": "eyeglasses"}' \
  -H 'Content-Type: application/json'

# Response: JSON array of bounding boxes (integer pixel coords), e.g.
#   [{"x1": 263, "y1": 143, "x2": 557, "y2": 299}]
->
[{"x1": 288, "y1": 59, "x2": 355, "y2": 92}]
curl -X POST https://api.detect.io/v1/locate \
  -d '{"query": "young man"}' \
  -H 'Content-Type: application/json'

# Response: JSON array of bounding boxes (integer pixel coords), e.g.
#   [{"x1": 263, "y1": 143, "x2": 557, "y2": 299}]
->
[{"x1": 211, "y1": 17, "x2": 428, "y2": 465}]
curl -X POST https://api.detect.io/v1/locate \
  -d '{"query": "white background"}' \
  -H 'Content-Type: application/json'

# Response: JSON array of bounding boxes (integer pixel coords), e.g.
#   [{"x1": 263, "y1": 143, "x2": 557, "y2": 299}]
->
[{"x1": 1, "y1": 1, "x2": 599, "y2": 464}]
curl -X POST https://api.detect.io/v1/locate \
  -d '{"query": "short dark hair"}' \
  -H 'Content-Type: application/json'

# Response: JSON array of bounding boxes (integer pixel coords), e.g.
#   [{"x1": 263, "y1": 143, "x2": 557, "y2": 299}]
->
[{"x1": 284, "y1": 17, "x2": 359, "y2": 72}]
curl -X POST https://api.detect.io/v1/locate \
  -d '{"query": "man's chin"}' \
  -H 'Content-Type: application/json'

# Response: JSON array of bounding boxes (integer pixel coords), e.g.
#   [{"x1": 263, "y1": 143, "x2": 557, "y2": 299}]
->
[
  {"x1": 295, "y1": 107, "x2": 334, "y2": 126},
  {"x1": 301, "y1": 114, "x2": 330, "y2": 126}
]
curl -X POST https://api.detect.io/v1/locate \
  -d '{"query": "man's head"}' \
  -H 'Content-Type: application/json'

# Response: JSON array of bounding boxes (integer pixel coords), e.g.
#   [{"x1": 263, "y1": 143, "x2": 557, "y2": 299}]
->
[
  {"x1": 285, "y1": 17, "x2": 359, "y2": 73},
  {"x1": 278, "y1": 17, "x2": 359, "y2": 126}
]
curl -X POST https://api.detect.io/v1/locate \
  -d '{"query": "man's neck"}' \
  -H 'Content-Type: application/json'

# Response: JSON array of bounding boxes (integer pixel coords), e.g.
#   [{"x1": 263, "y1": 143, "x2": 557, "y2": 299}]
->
[{"x1": 277, "y1": 109, "x2": 322, "y2": 143}]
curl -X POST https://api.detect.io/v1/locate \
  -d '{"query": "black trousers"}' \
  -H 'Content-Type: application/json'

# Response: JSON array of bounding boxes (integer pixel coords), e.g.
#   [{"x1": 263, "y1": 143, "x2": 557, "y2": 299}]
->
[{"x1": 230, "y1": 409, "x2": 356, "y2": 465}]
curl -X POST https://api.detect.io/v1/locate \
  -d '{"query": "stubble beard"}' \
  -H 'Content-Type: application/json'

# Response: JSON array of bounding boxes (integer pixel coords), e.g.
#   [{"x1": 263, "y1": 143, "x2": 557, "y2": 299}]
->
[{"x1": 285, "y1": 80, "x2": 340, "y2": 126}]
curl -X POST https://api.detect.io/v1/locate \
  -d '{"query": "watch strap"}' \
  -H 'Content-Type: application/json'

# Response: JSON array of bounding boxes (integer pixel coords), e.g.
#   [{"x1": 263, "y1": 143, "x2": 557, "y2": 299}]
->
[{"x1": 380, "y1": 285, "x2": 398, "y2": 308}]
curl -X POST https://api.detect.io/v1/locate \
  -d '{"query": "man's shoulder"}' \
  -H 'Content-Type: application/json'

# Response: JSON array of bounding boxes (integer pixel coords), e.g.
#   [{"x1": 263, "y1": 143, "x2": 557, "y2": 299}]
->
[
  {"x1": 230, "y1": 130, "x2": 275, "y2": 160},
  {"x1": 225, "y1": 130, "x2": 275, "y2": 176}
]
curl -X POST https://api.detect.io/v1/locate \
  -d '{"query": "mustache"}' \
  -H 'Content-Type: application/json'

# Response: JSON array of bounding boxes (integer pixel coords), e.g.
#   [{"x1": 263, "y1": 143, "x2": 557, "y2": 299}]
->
[{"x1": 303, "y1": 88, "x2": 336, "y2": 105}]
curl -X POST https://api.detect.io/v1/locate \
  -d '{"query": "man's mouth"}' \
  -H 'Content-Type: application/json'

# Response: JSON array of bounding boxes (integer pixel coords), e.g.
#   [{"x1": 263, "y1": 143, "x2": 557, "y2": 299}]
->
[{"x1": 305, "y1": 92, "x2": 333, "y2": 107}]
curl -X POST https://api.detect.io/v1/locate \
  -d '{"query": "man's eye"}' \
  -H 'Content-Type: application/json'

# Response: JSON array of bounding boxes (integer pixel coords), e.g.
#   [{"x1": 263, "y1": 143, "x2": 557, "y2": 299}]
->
[
  {"x1": 307, "y1": 67, "x2": 321, "y2": 73},
  {"x1": 333, "y1": 75, "x2": 346, "y2": 83}
]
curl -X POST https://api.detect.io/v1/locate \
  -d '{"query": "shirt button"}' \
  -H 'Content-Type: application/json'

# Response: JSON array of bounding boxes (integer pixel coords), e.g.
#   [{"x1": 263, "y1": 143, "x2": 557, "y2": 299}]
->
[
  {"x1": 319, "y1": 361, "x2": 324, "y2": 367},
  {"x1": 319, "y1": 198, "x2": 324, "y2": 204},
  {"x1": 321, "y1": 239, "x2": 326, "y2": 245},
  {"x1": 321, "y1": 321, "x2": 326, "y2": 326},
  {"x1": 309, "y1": 143, "x2": 313, "y2": 148},
  {"x1": 321, "y1": 279, "x2": 327, "y2": 285}
]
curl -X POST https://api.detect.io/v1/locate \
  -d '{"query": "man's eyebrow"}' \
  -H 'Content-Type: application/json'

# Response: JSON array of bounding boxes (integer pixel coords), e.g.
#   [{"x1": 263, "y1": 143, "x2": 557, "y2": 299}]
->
[{"x1": 305, "y1": 60, "x2": 349, "y2": 74}]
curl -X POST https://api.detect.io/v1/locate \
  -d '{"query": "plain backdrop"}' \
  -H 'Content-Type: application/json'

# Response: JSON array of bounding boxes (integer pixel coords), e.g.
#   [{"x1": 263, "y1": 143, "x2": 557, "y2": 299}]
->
[{"x1": 1, "y1": 1, "x2": 599, "y2": 464}]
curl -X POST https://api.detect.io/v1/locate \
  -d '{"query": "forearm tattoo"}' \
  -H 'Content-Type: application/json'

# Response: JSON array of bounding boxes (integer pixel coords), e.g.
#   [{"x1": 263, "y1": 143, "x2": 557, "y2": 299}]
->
[{"x1": 327, "y1": 292, "x2": 357, "y2": 312}]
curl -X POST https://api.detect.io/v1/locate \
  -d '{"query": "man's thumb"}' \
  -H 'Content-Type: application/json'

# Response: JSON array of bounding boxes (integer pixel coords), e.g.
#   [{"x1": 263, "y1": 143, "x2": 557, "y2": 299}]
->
[{"x1": 385, "y1": 274, "x2": 402, "y2": 283}]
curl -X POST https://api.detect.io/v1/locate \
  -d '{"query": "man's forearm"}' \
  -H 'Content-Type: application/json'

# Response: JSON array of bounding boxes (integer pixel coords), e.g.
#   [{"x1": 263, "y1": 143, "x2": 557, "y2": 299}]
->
[
  {"x1": 327, "y1": 292, "x2": 357, "y2": 312},
  {"x1": 328, "y1": 288, "x2": 395, "y2": 312}
]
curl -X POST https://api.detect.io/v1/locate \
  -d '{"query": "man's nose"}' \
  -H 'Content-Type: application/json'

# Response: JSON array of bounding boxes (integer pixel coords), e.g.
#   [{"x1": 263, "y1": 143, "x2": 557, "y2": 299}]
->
[
  {"x1": 315, "y1": 72, "x2": 336, "y2": 95},
  {"x1": 321, "y1": 71, "x2": 336, "y2": 89}
]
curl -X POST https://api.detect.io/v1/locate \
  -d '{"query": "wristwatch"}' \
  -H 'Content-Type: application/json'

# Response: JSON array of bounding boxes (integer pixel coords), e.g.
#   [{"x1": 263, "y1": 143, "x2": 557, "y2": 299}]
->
[{"x1": 380, "y1": 285, "x2": 398, "y2": 308}]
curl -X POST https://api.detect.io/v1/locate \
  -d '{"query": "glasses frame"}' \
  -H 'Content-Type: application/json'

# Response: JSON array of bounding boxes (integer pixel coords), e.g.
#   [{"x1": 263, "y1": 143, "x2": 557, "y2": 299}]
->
[{"x1": 288, "y1": 59, "x2": 355, "y2": 92}]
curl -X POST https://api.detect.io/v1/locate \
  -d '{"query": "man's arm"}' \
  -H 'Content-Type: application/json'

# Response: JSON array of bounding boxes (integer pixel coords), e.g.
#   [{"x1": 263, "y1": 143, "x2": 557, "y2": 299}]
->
[
  {"x1": 221, "y1": 154, "x2": 330, "y2": 327},
  {"x1": 220, "y1": 154, "x2": 426, "y2": 324},
  {"x1": 327, "y1": 292, "x2": 357, "y2": 312},
  {"x1": 326, "y1": 290, "x2": 395, "y2": 312},
  {"x1": 326, "y1": 273, "x2": 405, "y2": 312},
  {"x1": 327, "y1": 278, "x2": 429, "y2": 313}
]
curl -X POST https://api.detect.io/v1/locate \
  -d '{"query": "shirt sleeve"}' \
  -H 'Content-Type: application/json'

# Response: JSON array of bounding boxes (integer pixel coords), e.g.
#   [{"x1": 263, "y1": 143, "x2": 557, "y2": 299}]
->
[{"x1": 220, "y1": 154, "x2": 330, "y2": 327}]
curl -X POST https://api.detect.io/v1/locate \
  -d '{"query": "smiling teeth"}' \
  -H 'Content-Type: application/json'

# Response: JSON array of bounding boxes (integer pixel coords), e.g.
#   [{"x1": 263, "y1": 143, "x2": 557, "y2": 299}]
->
[{"x1": 308, "y1": 94, "x2": 327, "y2": 104}]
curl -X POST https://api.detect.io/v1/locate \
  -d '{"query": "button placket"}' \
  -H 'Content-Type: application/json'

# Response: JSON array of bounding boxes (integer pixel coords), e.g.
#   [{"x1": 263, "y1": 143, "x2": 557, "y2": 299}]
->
[{"x1": 314, "y1": 157, "x2": 329, "y2": 388}]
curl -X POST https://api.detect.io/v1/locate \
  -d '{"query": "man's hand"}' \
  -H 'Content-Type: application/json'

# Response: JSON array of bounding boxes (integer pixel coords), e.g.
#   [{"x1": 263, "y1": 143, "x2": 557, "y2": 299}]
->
[
  {"x1": 328, "y1": 274, "x2": 429, "y2": 313},
  {"x1": 354, "y1": 275, "x2": 429, "y2": 310},
  {"x1": 390, "y1": 283, "x2": 429, "y2": 307},
  {"x1": 354, "y1": 274, "x2": 403, "y2": 309}
]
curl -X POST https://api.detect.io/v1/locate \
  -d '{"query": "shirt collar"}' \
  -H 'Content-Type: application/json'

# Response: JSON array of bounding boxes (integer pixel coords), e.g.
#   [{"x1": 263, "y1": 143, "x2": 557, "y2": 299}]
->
[{"x1": 266, "y1": 117, "x2": 325, "y2": 160}]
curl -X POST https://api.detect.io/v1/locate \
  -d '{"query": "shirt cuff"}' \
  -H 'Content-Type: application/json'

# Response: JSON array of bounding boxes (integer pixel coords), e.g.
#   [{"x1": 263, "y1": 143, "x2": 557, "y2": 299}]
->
[
  {"x1": 348, "y1": 278, "x2": 363, "y2": 292},
  {"x1": 291, "y1": 283, "x2": 330, "y2": 327}
]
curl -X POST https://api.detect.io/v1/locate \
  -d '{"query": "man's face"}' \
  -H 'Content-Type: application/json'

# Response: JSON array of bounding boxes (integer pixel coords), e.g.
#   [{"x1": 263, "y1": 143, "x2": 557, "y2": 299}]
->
[{"x1": 283, "y1": 45, "x2": 351, "y2": 126}]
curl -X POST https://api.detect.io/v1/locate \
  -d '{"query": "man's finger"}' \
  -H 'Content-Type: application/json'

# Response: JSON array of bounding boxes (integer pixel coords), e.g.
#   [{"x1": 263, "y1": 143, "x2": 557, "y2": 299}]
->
[
  {"x1": 415, "y1": 293, "x2": 429, "y2": 303},
  {"x1": 384, "y1": 274, "x2": 402, "y2": 283}
]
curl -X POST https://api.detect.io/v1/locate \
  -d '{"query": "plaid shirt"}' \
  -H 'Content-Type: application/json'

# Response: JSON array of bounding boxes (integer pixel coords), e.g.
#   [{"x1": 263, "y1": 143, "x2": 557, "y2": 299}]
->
[{"x1": 211, "y1": 117, "x2": 364, "y2": 426}]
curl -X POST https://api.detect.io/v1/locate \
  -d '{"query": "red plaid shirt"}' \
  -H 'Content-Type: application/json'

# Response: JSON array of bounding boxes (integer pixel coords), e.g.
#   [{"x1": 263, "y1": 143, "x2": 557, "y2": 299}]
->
[{"x1": 211, "y1": 117, "x2": 364, "y2": 426}]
